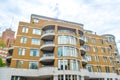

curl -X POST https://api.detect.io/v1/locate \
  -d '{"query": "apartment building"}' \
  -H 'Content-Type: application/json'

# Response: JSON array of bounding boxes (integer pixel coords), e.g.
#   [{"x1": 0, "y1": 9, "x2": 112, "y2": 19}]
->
[{"x1": 0, "y1": 14, "x2": 120, "y2": 80}]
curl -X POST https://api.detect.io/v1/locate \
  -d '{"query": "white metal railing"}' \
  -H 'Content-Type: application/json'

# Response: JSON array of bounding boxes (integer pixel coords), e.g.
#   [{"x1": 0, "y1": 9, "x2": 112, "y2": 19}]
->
[
  {"x1": 43, "y1": 53, "x2": 54, "y2": 57},
  {"x1": 44, "y1": 41, "x2": 54, "y2": 45},
  {"x1": 58, "y1": 30, "x2": 75, "y2": 35},
  {"x1": 42, "y1": 30, "x2": 54, "y2": 34}
]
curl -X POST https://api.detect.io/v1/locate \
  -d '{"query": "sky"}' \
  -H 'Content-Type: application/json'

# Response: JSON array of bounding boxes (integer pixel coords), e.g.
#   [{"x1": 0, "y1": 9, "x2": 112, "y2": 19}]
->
[{"x1": 0, "y1": 0, "x2": 120, "y2": 53}]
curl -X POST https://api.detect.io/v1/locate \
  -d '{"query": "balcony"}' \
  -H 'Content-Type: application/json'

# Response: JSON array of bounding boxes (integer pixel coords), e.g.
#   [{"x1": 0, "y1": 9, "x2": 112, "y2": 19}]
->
[
  {"x1": 40, "y1": 53, "x2": 55, "y2": 63},
  {"x1": 82, "y1": 56, "x2": 88, "y2": 65},
  {"x1": 40, "y1": 41, "x2": 55, "y2": 51},
  {"x1": 114, "y1": 58, "x2": 119, "y2": 63},
  {"x1": 6, "y1": 56, "x2": 12, "y2": 59},
  {"x1": 79, "y1": 36, "x2": 85, "y2": 46},
  {"x1": 80, "y1": 46, "x2": 86, "y2": 55},
  {"x1": 41, "y1": 30, "x2": 55, "y2": 40}
]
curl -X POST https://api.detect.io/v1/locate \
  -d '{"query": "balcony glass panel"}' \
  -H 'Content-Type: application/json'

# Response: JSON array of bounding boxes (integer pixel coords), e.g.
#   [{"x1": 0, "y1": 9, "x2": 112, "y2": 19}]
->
[
  {"x1": 58, "y1": 30, "x2": 75, "y2": 35},
  {"x1": 42, "y1": 30, "x2": 54, "y2": 34},
  {"x1": 43, "y1": 53, "x2": 54, "y2": 57},
  {"x1": 44, "y1": 41, "x2": 54, "y2": 45}
]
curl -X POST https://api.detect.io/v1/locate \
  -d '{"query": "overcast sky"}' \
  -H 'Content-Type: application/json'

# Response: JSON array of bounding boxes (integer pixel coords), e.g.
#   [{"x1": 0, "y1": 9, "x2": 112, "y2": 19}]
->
[{"x1": 0, "y1": 0, "x2": 120, "y2": 53}]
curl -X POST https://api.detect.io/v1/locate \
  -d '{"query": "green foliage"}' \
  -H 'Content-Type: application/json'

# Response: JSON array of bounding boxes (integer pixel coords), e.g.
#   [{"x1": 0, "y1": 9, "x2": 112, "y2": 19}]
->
[
  {"x1": 0, "y1": 58, "x2": 6, "y2": 67},
  {"x1": 0, "y1": 41, "x2": 6, "y2": 48}
]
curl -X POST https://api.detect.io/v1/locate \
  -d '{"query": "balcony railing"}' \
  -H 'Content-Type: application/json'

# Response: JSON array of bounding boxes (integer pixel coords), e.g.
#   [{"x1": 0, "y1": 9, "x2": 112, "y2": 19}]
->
[
  {"x1": 44, "y1": 41, "x2": 54, "y2": 45},
  {"x1": 43, "y1": 53, "x2": 54, "y2": 57},
  {"x1": 42, "y1": 30, "x2": 54, "y2": 35},
  {"x1": 58, "y1": 30, "x2": 75, "y2": 35}
]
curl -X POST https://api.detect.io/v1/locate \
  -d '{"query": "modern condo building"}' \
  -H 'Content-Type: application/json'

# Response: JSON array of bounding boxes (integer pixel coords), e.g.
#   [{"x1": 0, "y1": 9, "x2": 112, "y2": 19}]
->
[{"x1": 0, "y1": 14, "x2": 120, "y2": 80}]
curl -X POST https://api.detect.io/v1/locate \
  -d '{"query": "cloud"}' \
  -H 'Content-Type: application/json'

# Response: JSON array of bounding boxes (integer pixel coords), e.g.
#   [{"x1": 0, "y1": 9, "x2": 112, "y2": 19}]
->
[{"x1": 0, "y1": 0, "x2": 120, "y2": 53}]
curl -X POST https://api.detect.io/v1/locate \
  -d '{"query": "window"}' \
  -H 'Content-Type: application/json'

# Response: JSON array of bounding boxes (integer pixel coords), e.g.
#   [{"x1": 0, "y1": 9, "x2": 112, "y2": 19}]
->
[
  {"x1": 58, "y1": 59, "x2": 80, "y2": 71},
  {"x1": 58, "y1": 75, "x2": 64, "y2": 80},
  {"x1": 93, "y1": 46, "x2": 98, "y2": 52},
  {"x1": 108, "y1": 48, "x2": 111, "y2": 54},
  {"x1": 29, "y1": 61, "x2": 38, "y2": 69},
  {"x1": 86, "y1": 65, "x2": 94, "y2": 72},
  {"x1": 58, "y1": 75, "x2": 78, "y2": 80},
  {"x1": 92, "y1": 38, "x2": 96, "y2": 43},
  {"x1": 108, "y1": 37, "x2": 114, "y2": 42},
  {"x1": 83, "y1": 36, "x2": 89, "y2": 42},
  {"x1": 20, "y1": 37, "x2": 27, "y2": 44},
  {"x1": 16, "y1": 60, "x2": 24, "y2": 68},
  {"x1": 103, "y1": 56, "x2": 108, "y2": 62},
  {"x1": 33, "y1": 18, "x2": 39, "y2": 23},
  {"x1": 18, "y1": 48, "x2": 25, "y2": 55},
  {"x1": 86, "y1": 55, "x2": 92, "y2": 61},
  {"x1": 112, "y1": 67, "x2": 116, "y2": 73},
  {"x1": 96, "y1": 66, "x2": 101, "y2": 72},
  {"x1": 58, "y1": 35, "x2": 77, "y2": 45},
  {"x1": 30, "y1": 49, "x2": 39, "y2": 56},
  {"x1": 105, "y1": 66, "x2": 110, "y2": 73},
  {"x1": 84, "y1": 45, "x2": 90, "y2": 51},
  {"x1": 32, "y1": 28, "x2": 41, "y2": 35},
  {"x1": 58, "y1": 46, "x2": 78, "y2": 57},
  {"x1": 94, "y1": 55, "x2": 100, "y2": 62},
  {"x1": 99, "y1": 39, "x2": 103, "y2": 44},
  {"x1": 31, "y1": 38, "x2": 40, "y2": 45},
  {"x1": 101, "y1": 47, "x2": 105, "y2": 53},
  {"x1": 109, "y1": 57, "x2": 113, "y2": 63},
  {"x1": 22, "y1": 26, "x2": 28, "y2": 33}
]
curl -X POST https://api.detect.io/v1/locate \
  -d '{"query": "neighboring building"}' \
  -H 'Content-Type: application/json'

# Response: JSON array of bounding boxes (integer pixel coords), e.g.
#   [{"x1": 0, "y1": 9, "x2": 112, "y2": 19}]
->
[
  {"x1": 0, "y1": 47, "x2": 8, "y2": 63},
  {"x1": 0, "y1": 14, "x2": 120, "y2": 80},
  {"x1": 2, "y1": 28, "x2": 15, "y2": 47}
]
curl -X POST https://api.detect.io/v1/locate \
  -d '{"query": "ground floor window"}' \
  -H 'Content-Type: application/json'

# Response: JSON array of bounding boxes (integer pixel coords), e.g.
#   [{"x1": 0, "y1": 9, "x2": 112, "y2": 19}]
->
[
  {"x1": 58, "y1": 75, "x2": 80, "y2": 80},
  {"x1": 11, "y1": 76, "x2": 27, "y2": 80}
]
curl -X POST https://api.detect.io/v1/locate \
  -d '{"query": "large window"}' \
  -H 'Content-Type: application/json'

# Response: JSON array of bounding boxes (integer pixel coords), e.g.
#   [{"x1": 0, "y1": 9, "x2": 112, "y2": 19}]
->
[
  {"x1": 32, "y1": 28, "x2": 41, "y2": 35},
  {"x1": 93, "y1": 46, "x2": 98, "y2": 52},
  {"x1": 99, "y1": 39, "x2": 103, "y2": 44},
  {"x1": 84, "y1": 45, "x2": 90, "y2": 51},
  {"x1": 16, "y1": 60, "x2": 24, "y2": 68},
  {"x1": 20, "y1": 37, "x2": 27, "y2": 44},
  {"x1": 22, "y1": 26, "x2": 28, "y2": 33},
  {"x1": 108, "y1": 37, "x2": 114, "y2": 42},
  {"x1": 112, "y1": 67, "x2": 116, "y2": 73},
  {"x1": 58, "y1": 59, "x2": 80, "y2": 71},
  {"x1": 103, "y1": 56, "x2": 108, "y2": 62},
  {"x1": 58, "y1": 35, "x2": 77, "y2": 45},
  {"x1": 101, "y1": 47, "x2": 106, "y2": 53},
  {"x1": 83, "y1": 36, "x2": 89, "y2": 42},
  {"x1": 31, "y1": 38, "x2": 40, "y2": 45},
  {"x1": 86, "y1": 65, "x2": 94, "y2": 72},
  {"x1": 33, "y1": 18, "x2": 39, "y2": 23},
  {"x1": 86, "y1": 55, "x2": 92, "y2": 61},
  {"x1": 18, "y1": 48, "x2": 26, "y2": 56},
  {"x1": 58, "y1": 75, "x2": 79, "y2": 80},
  {"x1": 109, "y1": 57, "x2": 113, "y2": 63},
  {"x1": 92, "y1": 38, "x2": 96, "y2": 43},
  {"x1": 108, "y1": 48, "x2": 111, "y2": 54},
  {"x1": 96, "y1": 66, "x2": 101, "y2": 72},
  {"x1": 29, "y1": 61, "x2": 38, "y2": 69},
  {"x1": 105, "y1": 66, "x2": 110, "y2": 73},
  {"x1": 30, "y1": 49, "x2": 39, "y2": 56},
  {"x1": 94, "y1": 55, "x2": 100, "y2": 62},
  {"x1": 58, "y1": 46, "x2": 78, "y2": 57}
]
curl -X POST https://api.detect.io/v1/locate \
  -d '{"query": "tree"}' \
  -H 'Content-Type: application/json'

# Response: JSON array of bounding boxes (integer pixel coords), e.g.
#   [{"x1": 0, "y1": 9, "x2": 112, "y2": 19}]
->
[
  {"x1": 0, "y1": 41, "x2": 6, "y2": 48},
  {"x1": 0, "y1": 58, "x2": 6, "y2": 67}
]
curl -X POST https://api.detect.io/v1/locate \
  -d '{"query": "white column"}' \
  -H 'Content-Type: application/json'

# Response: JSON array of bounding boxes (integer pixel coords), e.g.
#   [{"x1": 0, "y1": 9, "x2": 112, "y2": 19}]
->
[
  {"x1": 81, "y1": 76, "x2": 84, "y2": 80},
  {"x1": 77, "y1": 75, "x2": 79, "y2": 80},
  {"x1": 112, "y1": 78, "x2": 115, "y2": 80},
  {"x1": 17, "y1": 77, "x2": 20, "y2": 80},
  {"x1": 53, "y1": 75, "x2": 58, "y2": 80},
  {"x1": 104, "y1": 78, "x2": 107, "y2": 80}
]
